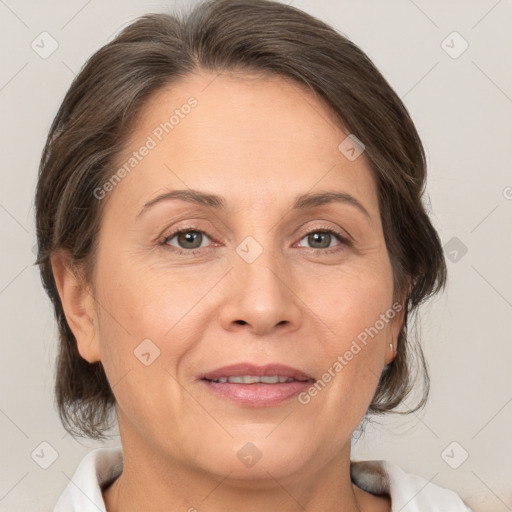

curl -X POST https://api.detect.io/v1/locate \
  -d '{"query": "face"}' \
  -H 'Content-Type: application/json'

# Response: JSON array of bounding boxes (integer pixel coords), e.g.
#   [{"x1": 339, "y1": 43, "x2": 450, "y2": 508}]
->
[{"x1": 79, "y1": 71, "x2": 401, "y2": 481}]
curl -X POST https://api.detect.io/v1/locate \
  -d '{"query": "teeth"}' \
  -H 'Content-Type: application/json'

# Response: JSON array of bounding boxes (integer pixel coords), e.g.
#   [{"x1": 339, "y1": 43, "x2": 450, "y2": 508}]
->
[{"x1": 209, "y1": 375, "x2": 295, "y2": 384}]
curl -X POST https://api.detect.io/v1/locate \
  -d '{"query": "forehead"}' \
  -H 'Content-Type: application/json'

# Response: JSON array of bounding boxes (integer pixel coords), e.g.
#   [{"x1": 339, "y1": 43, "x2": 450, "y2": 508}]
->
[
  {"x1": 107, "y1": 70, "x2": 377, "y2": 216},
  {"x1": 133, "y1": 71, "x2": 344, "y2": 153}
]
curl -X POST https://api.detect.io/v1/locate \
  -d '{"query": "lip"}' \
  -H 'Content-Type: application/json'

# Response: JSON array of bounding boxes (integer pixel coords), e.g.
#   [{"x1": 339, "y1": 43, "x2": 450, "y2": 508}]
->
[
  {"x1": 199, "y1": 363, "x2": 315, "y2": 407},
  {"x1": 199, "y1": 363, "x2": 315, "y2": 381}
]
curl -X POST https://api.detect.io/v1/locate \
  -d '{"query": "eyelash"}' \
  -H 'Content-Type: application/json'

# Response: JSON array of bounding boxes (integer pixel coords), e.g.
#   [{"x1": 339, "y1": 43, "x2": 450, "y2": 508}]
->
[{"x1": 159, "y1": 224, "x2": 352, "y2": 256}]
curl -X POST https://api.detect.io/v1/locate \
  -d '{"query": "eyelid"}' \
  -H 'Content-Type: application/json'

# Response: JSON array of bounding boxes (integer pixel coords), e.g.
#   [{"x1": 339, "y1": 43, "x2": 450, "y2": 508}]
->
[
  {"x1": 294, "y1": 225, "x2": 352, "y2": 254},
  {"x1": 296, "y1": 222, "x2": 352, "y2": 244}
]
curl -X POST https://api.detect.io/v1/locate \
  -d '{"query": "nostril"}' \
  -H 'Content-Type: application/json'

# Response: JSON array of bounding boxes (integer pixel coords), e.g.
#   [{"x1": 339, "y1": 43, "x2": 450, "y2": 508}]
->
[{"x1": 235, "y1": 320, "x2": 247, "y2": 325}]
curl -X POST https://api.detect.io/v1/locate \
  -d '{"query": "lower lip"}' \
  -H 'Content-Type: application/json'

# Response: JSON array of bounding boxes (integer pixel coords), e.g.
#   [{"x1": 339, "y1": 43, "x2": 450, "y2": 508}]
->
[{"x1": 200, "y1": 379, "x2": 314, "y2": 407}]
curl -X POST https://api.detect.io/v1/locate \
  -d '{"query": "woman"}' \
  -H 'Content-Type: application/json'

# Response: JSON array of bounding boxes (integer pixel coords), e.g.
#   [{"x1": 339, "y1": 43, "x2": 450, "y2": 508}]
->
[{"x1": 34, "y1": 0, "x2": 473, "y2": 510}]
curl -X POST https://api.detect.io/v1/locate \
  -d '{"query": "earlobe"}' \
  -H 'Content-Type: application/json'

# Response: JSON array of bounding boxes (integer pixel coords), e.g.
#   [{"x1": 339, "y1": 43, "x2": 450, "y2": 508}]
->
[
  {"x1": 50, "y1": 250, "x2": 100, "y2": 363},
  {"x1": 384, "y1": 299, "x2": 406, "y2": 366},
  {"x1": 384, "y1": 340, "x2": 397, "y2": 366}
]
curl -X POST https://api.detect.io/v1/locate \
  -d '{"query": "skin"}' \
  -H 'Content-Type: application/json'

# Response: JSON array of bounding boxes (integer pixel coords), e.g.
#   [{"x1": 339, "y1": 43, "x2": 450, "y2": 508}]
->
[{"x1": 52, "y1": 70, "x2": 403, "y2": 512}]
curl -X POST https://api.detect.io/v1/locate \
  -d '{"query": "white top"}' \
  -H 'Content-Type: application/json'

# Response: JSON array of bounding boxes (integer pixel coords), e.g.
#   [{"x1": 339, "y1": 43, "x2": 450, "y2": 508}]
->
[{"x1": 54, "y1": 447, "x2": 473, "y2": 511}]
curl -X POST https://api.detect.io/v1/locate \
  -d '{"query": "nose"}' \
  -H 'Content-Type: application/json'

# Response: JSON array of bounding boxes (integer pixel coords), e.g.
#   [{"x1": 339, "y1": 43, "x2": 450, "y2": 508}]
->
[{"x1": 218, "y1": 243, "x2": 303, "y2": 336}]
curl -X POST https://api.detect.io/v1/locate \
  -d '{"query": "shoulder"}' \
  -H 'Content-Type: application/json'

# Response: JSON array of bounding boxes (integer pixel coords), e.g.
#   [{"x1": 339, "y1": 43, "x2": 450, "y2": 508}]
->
[
  {"x1": 350, "y1": 459, "x2": 474, "y2": 512},
  {"x1": 53, "y1": 446, "x2": 123, "y2": 512}
]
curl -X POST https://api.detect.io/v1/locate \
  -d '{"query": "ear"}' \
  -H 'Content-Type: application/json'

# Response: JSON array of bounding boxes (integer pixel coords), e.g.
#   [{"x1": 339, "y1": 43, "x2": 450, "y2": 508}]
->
[
  {"x1": 383, "y1": 298, "x2": 407, "y2": 367},
  {"x1": 50, "y1": 250, "x2": 100, "y2": 363}
]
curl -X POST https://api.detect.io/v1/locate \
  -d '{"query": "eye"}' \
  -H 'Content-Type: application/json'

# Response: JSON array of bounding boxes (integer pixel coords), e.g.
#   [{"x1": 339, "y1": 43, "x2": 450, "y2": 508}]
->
[
  {"x1": 296, "y1": 227, "x2": 351, "y2": 253},
  {"x1": 161, "y1": 226, "x2": 213, "y2": 254},
  {"x1": 160, "y1": 224, "x2": 351, "y2": 256}
]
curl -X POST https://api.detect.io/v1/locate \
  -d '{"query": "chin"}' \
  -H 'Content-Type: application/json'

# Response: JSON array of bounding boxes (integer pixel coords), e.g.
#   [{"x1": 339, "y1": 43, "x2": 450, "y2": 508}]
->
[{"x1": 190, "y1": 434, "x2": 317, "y2": 483}]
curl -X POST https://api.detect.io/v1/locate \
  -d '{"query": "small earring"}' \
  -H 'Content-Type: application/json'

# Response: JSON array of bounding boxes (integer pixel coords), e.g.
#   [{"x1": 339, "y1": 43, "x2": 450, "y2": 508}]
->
[{"x1": 389, "y1": 343, "x2": 394, "y2": 352}]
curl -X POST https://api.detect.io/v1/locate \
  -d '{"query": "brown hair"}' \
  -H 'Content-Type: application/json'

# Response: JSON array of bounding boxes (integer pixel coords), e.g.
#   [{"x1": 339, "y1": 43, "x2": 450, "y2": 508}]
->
[{"x1": 34, "y1": 0, "x2": 446, "y2": 438}]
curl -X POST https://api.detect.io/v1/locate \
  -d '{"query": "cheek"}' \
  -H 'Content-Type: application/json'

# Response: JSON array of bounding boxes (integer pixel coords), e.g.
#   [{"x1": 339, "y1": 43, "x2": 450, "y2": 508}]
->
[
  {"x1": 299, "y1": 258, "x2": 394, "y2": 408},
  {"x1": 92, "y1": 274, "x2": 190, "y2": 436},
  {"x1": 91, "y1": 256, "x2": 215, "y2": 399},
  {"x1": 95, "y1": 253, "x2": 205, "y2": 342},
  {"x1": 304, "y1": 253, "x2": 394, "y2": 342}
]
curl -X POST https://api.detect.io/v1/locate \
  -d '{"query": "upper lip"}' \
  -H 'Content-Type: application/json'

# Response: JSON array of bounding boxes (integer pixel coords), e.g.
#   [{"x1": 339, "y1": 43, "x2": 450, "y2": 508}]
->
[{"x1": 200, "y1": 363, "x2": 315, "y2": 382}]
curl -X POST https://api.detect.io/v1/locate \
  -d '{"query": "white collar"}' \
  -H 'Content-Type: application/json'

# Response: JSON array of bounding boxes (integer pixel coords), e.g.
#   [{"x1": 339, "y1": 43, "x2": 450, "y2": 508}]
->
[{"x1": 54, "y1": 447, "x2": 472, "y2": 511}]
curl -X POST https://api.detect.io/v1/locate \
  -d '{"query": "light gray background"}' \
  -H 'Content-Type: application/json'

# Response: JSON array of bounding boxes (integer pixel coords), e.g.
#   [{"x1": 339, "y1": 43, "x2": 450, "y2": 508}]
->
[{"x1": 1, "y1": 1, "x2": 511, "y2": 511}]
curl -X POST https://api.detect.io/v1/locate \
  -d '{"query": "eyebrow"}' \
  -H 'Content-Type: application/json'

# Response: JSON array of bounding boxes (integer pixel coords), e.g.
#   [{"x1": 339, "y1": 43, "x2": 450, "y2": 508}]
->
[{"x1": 136, "y1": 189, "x2": 371, "y2": 220}]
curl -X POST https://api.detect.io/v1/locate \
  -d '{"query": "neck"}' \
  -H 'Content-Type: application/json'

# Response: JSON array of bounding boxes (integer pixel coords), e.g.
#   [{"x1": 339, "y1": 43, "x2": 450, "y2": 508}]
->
[{"x1": 102, "y1": 431, "x2": 368, "y2": 512}]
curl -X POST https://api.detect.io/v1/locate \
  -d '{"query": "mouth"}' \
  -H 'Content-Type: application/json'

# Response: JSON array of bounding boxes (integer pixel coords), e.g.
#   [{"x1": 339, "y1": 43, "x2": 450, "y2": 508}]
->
[
  {"x1": 203, "y1": 375, "x2": 307, "y2": 384},
  {"x1": 199, "y1": 363, "x2": 315, "y2": 407}
]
